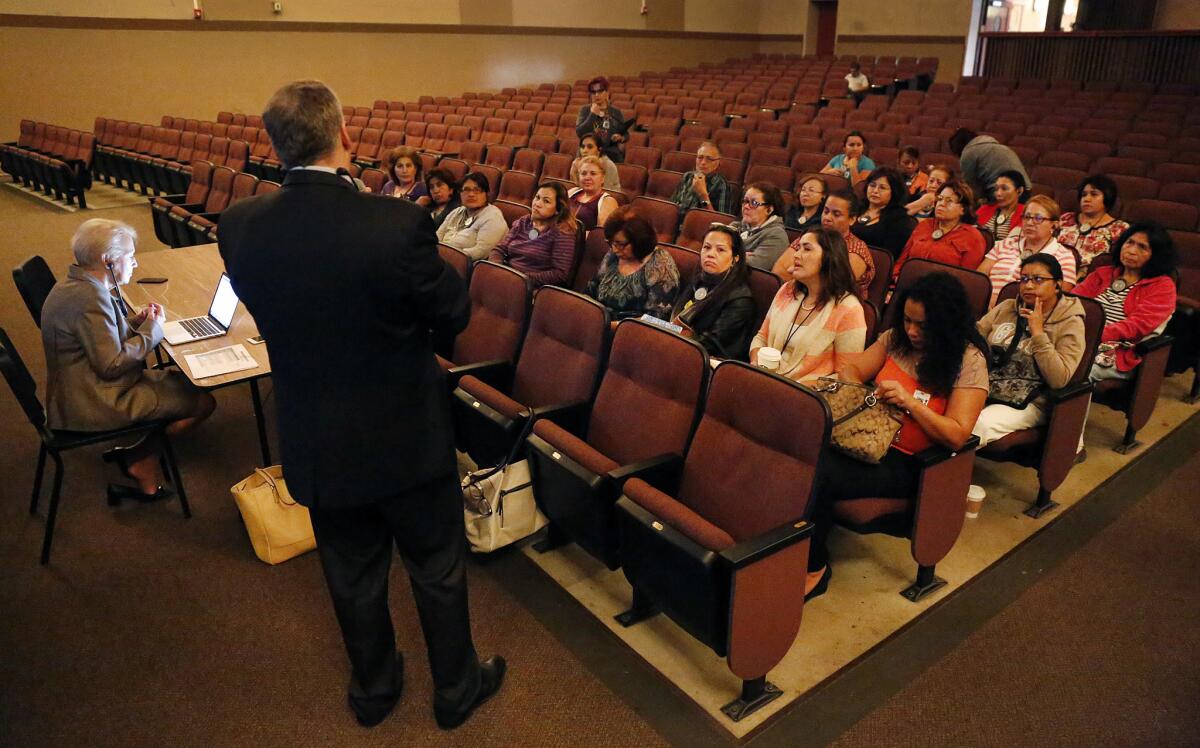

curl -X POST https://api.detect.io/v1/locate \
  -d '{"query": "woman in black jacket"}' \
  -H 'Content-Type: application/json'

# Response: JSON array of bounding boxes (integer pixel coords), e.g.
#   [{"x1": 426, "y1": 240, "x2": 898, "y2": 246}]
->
[
  {"x1": 671, "y1": 224, "x2": 756, "y2": 360},
  {"x1": 851, "y1": 166, "x2": 917, "y2": 259}
]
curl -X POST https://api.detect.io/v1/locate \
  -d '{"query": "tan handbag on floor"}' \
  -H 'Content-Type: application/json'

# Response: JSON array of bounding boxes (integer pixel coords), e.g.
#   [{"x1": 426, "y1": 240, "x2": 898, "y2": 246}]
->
[
  {"x1": 811, "y1": 376, "x2": 905, "y2": 464},
  {"x1": 230, "y1": 466, "x2": 316, "y2": 565}
]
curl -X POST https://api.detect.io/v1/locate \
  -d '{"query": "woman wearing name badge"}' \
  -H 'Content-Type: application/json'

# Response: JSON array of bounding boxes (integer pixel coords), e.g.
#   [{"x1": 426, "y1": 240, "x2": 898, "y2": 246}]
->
[
  {"x1": 424, "y1": 167, "x2": 461, "y2": 230},
  {"x1": 906, "y1": 164, "x2": 953, "y2": 220},
  {"x1": 1073, "y1": 222, "x2": 1178, "y2": 383},
  {"x1": 750, "y1": 228, "x2": 866, "y2": 382},
  {"x1": 893, "y1": 178, "x2": 987, "y2": 281},
  {"x1": 379, "y1": 146, "x2": 430, "y2": 206},
  {"x1": 785, "y1": 175, "x2": 827, "y2": 233},
  {"x1": 488, "y1": 182, "x2": 579, "y2": 289},
  {"x1": 977, "y1": 195, "x2": 1076, "y2": 306},
  {"x1": 436, "y1": 171, "x2": 506, "y2": 261},
  {"x1": 569, "y1": 133, "x2": 621, "y2": 191},
  {"x1": 567, "y1": 155, "x2": 619, "y2": 231},
  {"x1": 821, "y1": 131, "x2": 876, "y2": 186},
  {"x1": 1056, "y1": 174, "x2": 1130, "y2": 275},
  {"x1": 803, "y1": 272, "x2": 989, "y2": 599},
  {"x1": 851, "y1": 167, "x2": 917, "y2": 259},
  {"x1": 670, "y1": 225, "x2": 757, "y2": 361},
  {"x1": 586, "y1": 208, "x2": 679, "y2": 322},
  {"x1": 39, "y1": 219, "x2": 216, "y2": 502},
  {"x1": 728, "y1": 182, "x2": 790, "y2": 272},
  {"x1": 975, "y1": 170, "x2": 1027, "y2": 244}
]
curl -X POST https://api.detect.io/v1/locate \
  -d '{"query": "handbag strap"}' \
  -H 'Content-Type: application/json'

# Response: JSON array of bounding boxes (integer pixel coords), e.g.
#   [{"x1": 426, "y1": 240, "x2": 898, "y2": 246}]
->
[
  {"x1": 255, "y1": 467, "x2": 297, "y2": 507},
  {"x1": 467, "y1": 409, "x2": 541, "y2": 483}
]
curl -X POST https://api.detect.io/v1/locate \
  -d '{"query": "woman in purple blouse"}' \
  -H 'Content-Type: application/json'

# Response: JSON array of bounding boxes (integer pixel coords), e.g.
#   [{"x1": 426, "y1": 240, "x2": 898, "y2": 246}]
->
[
  {"x1": 489, "y1": 182, "x2": 580, "y2": 288},
  {"x1": 380, "y1": 146, "x2": 430, "y2": 206}
]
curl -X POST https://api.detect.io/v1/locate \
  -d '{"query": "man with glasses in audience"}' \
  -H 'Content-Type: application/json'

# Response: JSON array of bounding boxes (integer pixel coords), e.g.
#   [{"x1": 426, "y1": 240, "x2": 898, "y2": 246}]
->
[
  {"x1": 668, "y1": 141, "x2": 734, "y2": 221},
  {"x1": 576, "y1": 76, "x2": 629, "y2": 163},
  {"x1": 218, "y1": 79, "x2": 505, "y2": 732}
]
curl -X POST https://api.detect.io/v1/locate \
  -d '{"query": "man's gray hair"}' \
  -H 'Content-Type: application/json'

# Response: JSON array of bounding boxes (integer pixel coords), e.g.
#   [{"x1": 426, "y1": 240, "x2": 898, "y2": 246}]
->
[
  {"x1": 72, "y1": 218, "x2": 137, "y2": 268},
  {"x1": 262, "y1": 79, "x2": 344, "y2": 169}
]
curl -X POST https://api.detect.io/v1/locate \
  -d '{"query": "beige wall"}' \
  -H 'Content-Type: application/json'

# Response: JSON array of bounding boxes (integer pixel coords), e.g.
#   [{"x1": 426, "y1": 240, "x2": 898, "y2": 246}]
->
[
  {"x1": 1155, "y1": 0, "x2": 1200, "y2": 30},
  {"x1": 835, "y1": 0, "x2": 971, "y2": 84},
  {"x1": 0, "y1": 24, "x2": 764, "y2": 141}
]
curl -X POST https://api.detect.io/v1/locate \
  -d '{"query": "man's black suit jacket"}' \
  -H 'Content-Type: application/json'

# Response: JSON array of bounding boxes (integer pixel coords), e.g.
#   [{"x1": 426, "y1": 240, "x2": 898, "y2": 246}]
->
[{"x1": 219, "y1": 168, "x2": 470, "y2": 508}]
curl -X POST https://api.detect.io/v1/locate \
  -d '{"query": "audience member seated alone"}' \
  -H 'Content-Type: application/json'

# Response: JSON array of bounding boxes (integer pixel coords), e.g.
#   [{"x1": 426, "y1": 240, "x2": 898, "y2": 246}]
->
[
  {"x1": 1073, "y1": 222, "x2": 1178, "y2": 383},
  {"x1": 821, "y1": 131, "x2": 876, "y2": 186},
  {"x1": 570, "y1": 133, "x2": 620, "y2": 191},
  {"x1": 670, "y1": 224, "x2": 757, "y2": 360},
  {"x1": 845, "y1": 61, "x2": 870, "y2": 105},
  {"x1": 973, "y1": 253, "x2": 1086, "y2": 447},
  {"x1": 585, "y1": 208, "x2": 679, "y2": 322},
  {"x1": 978, "y1": 195, "x2": 1076, "y2": 305},
  {"x1": 488, "y1": 182, "x2": 579, "y2": 288},
  {"x1": 893, "y1": 178, "x2": 987, "y2": 281},
  {"x1": 380, "y1": 145, "x2": 430, "y2": 205},
  {"x1": 425, "y1": 167, "x2": 460, "y2": 230},
  {"x1": 804, "y1": 272, "x2": 989, "y2": 599},
  {"x1": 568, "y1": 155, "x2": 619, "y2": 231},
  {"x1": 773, "y1": 188, "x2": 875, "y2": 299},
  {"x1": 40, "y1": 219, "x2": 216, "y2": 500},
  {"x1": 899, "y1": 146, "x2": 927, "y2": 197},
  {"x1": 850, "y1": 166, "x2": 917, "y2": 259},
  {"x1": 750, "y1": 227, "x2": 866, "y2": 381},
  {"x1": 575, "y1": 76, "x2": 628, "y2": 163},
  {"x1": 906, "y1": 164, "x2": 952, "y2": 219},
  {"x1": 729, "y1": 182, "x2": 790, "y2": 271},
  {"x1": 785, "y1": 175, "x2": 827, "y2": 233},
  {"x1": 437, "y1": 171, "x2": 507, "y2": 260},
  {"x1": 668, "y1": 141, "x2": 735, "y2": 219},
  {"x1": 1056, "y1": 174, "x2": 1130, "y2": 274},
  {"x1": 949, "y1": 127, "x2": 1030, "y2": 203},
  {"x1": 975, "y1": 170, "x2": 1027, "y2": 244}
]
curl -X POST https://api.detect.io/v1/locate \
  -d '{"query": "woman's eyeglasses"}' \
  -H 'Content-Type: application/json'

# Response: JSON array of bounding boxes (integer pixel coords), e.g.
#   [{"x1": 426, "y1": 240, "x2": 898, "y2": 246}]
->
[
  {"x1": 742, "y1": 197, "x2": 766, "y2": 208},
  {"x1": 609, "y1": 239, "x2": 631, "y2": 249},
  {"x1": 1018, "y1": 275, "x2": 1054, "y2": 285},
  {"x1": 1023, "y1": 215, "x2": 1053, "y2": 225}
]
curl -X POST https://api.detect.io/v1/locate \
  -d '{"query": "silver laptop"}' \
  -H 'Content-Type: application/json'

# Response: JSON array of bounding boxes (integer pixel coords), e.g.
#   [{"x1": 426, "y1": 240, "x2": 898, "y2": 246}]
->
[{"x1": 162, "y1": 273, "x2": 239, "y2": 345}]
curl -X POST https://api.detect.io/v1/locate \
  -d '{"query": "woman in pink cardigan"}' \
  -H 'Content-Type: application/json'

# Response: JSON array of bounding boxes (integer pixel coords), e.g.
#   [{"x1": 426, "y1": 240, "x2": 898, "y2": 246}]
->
[{"x1": 1072, "y1": 222, "x2": 1177, "y2": 381}]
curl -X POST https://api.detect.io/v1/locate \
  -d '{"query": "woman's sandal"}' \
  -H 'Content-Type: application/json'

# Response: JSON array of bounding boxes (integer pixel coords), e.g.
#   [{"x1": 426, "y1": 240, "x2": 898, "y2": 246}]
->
[{"x1": 804, "y1": 565, "x2": 832, "y2": 602}]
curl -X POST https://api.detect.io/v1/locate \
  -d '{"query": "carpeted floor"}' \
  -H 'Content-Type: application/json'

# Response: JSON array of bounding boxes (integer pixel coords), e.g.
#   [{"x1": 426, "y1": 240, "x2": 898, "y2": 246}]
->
[{"x1": 1, "y1": 183, "x2": 1198, "y2": 747}]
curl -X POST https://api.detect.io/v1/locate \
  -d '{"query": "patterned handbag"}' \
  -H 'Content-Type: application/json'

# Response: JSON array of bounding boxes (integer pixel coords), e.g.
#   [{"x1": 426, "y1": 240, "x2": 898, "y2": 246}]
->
[{"x1": 812, "y1": 377, "x2": 905, "y2": 464}]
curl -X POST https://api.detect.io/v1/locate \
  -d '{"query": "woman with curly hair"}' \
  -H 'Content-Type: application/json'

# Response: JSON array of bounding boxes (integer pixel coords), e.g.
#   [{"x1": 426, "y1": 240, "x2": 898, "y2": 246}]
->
[
  {"x1": 586, "y1": 207, "x2": 680, "y2": 321},
  {"x1": 802, "y1": 272, "x2": 990, "y2": 600}
]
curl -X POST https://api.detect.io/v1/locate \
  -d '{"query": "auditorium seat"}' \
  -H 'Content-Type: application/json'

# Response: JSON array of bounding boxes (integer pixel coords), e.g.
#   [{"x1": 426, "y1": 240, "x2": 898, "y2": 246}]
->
[
  {"x1": 527, "y1": 318, "x2": 708, "y2": 567},
  {"x1": 617, "y1": 163, "x2": 648, "y2": 198},
  {"x1": 484, "y1": 144, "x2": 515, "y2": 170},
  {"x1": 452, "y1": 286, "x2": 608, "y2": 467},
  {"x1": 189, "y1": 171, "x2": 258, "y2": 243},
  {"x1": 631, "y1": 196, "x2": 682, "y2": 243},
  {"x1": 511, "y1": 148, "x2": 544, "y2": 177},
  {"x1": 494, "y1": 198, "x2": 533, "y2": 227},
  {"x1": 744, "y1": 163, "x2": 794, "y2": 192},
  {"x1": 149, "y1": 161, "x2": 212, "y2": 246},
  {"x1": 497, "y1": 170, "x2": 537, "y2": 204},
  {"x1": 613, "y1": 360, "x2": 826, "y2": 720},
  {"x1": 866, "y1": 247, "x2": 893, "y2": 311},
  {"x1": 438, "y1": 260, "x2": 531, "y2": 388},
  {"x1": 571, "y1": 228, "x2": 608, "y2": 292},
  {"x1": 747, "y1": 267, "x2": 782, "y2": 330},
  {"x1": 457, "y1": 141, "x2": 486, "y2": 166},
  {"x1": 978, "y1": 283, "x2": 1104, "y2": 517},
  {"x1": 167, "y1": 165, "x2": 235, "y2": 247},
  {"x1": 1039, "y1": 151, "x2": 1093, "y2": 172},
  {"x1": 675, "y1": 208, "x2": 736, "y2": 250},
  {"x1": 1124, "y1": 198, "x2": 1199, "y2": 230},
  {"x1": 646, "y1": 169, "x2": 682, "y2": 200}
]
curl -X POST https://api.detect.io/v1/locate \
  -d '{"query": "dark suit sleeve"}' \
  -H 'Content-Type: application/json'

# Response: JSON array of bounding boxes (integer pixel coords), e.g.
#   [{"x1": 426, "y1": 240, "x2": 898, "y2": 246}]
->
[{"x1": 385, "y1": 208, "x2": 471, "y2": 337}]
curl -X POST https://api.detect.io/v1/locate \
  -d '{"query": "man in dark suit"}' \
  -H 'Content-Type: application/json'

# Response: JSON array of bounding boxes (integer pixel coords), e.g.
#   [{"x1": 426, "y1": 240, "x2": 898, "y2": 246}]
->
[{"x1": 218, "y1": 80, "x2": 504, "y2": 730}]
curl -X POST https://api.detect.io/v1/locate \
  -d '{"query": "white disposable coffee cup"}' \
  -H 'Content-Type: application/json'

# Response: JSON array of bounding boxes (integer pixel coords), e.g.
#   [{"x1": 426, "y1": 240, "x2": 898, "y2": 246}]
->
[
  {"x1": 965, "y1": 484, "x2": 986, "y2": 519},
  {"x1": 757, "y1": 347, "x2": 782, "y2": 372}
]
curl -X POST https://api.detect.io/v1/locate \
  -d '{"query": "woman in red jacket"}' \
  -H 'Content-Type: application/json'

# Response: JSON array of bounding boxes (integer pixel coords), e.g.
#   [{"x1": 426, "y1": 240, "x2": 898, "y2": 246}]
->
[
  {"x1": 1073, "y1": 222, "x2": 1177, "y2": 381},
  {"x1": 892, "y1": 177, "x2": 987, "y2": 281}
]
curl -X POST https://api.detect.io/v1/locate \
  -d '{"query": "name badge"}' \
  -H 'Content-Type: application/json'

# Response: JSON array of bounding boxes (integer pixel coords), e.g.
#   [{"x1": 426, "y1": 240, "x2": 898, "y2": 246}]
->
[{"x1": 913, "y1": 390, "x2": 931, "y2": 406}]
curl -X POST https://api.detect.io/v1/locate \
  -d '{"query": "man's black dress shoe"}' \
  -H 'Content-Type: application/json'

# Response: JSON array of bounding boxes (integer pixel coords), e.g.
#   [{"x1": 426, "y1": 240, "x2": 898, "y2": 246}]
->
[{"x1": 434, "y1": 656, "x2": 507, "y2": 730}]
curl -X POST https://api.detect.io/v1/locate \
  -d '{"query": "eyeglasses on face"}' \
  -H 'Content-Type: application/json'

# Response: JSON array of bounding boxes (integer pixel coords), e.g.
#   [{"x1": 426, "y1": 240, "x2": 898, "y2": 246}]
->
[
  {"x1": 799, "y1": 184, "x2": 824, "y2": 195},
  {"x1": 1018, "y1": 275, "x2": 1054, "y2": 285},
  {"x1": 742, "y1": 197, "x2": 766, "y2": 208},
  {"x1": 608, "y1": 239, "x2": 631, "y2": 249},
  {"x1": 460, "y1": 186, "x2": 484, "y2": 195},
  {"x1": 1023, "y1": 215, "x2": 1053, "y2": 225},
  {"x1": 695, "y1": 154, "x2": 719, "y2": 162}
]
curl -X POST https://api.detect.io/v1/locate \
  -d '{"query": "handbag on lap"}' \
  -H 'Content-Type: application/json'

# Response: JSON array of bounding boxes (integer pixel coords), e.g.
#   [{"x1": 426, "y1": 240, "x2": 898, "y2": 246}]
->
[
  {"x1": 230, "y1": 466, "x2": 316, "y2": 565},
  {"x1": 811, "y1": 376, "x2": 905, "y2": 464},
  {"x1": 987, "y1": 317, "x2": 1043, "y2": 409}
]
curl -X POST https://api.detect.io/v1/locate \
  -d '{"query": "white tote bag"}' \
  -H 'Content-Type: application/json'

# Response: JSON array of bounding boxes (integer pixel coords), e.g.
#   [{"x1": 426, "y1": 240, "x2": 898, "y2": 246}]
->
[{"x1": 462, "y1": 459, "x2": 547, "y2": 553}]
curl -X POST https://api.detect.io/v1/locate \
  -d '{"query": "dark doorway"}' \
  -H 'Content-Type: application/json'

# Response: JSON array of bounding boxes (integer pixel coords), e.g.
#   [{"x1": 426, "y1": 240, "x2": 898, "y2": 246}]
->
[{"x1": 814, "y1": 1, "x2": 838, "y2": 58}]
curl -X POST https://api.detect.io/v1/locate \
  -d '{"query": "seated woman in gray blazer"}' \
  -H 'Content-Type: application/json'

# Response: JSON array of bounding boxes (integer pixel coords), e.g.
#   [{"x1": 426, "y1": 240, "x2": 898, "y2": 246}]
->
[{"x1": 40, "y1": 219, "x2": 215, "y2": 501}]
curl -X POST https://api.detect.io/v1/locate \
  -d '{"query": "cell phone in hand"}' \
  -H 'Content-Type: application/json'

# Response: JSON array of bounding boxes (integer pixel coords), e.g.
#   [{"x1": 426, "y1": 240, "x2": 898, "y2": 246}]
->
[{"x1": 137, "y1": 277, "x2": 168, "y2": 284}]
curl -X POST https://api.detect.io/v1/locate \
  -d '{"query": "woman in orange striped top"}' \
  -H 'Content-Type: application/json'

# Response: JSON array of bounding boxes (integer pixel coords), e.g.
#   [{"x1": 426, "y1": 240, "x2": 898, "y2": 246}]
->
[{"x1": 750, "y1": 227, "x2": 866, "y2": 381}]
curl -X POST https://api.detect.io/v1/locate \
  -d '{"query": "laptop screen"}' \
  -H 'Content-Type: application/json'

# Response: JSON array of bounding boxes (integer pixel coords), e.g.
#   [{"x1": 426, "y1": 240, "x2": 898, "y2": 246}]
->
[{"x1": 207, "y1": 273, "x2": 240, "y2": 328}]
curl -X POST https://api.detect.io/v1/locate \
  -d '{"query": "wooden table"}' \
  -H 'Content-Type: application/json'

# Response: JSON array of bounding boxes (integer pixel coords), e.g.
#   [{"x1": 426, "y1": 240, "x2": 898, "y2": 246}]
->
[{"x1": 123, "y1": 243, "x2": 275, "y2": 465}]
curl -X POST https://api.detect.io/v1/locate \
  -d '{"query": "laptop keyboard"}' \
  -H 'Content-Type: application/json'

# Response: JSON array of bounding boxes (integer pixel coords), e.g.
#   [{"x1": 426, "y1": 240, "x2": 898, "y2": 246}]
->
[{"x1": 181, "y1": 316, "x2": 221, "y2": 338}]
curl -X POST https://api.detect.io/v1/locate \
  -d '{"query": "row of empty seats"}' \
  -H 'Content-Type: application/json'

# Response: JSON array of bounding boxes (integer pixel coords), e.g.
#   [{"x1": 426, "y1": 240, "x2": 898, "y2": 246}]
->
[{"x1": 1, "y1": 120, "x2": 94, "y2": 208}]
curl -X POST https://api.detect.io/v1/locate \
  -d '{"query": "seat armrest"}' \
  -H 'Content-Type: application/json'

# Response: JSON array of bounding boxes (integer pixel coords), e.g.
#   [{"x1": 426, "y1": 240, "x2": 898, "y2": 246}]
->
[
  {"x1": 355, "y1": 157, "x2": 382, "y2": 168},
  {"x1": 607, "y1": 453, "x2": 683, "y2": 494},
  {"x1": 720, "y1": 519, "x2": 814, "y2": 571},
  {"x1": 1135, "y1": 334, "x2": 1172, "y2": 356},
  {"x1": 912, "y1": 435, "x2": 980, "y2": 468},
  {"x1": 528, "y1": 400, "x2": 590, "y2": 435},
  {"x1": 194, "y1": 211, "x2": 222, "y2": 223},
  {"x1": 446, "y1": 360, "x2": 512, "y2": 391},
  {"x1": 1044, "y1": 380, "x2": 1093, "y2": 405},
  {"x1": 152, "y1": 193, "x2": 190, "y2": 207},
  {"x1": 175, "y1": 202, "x2": 205, "y2": 212}
]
